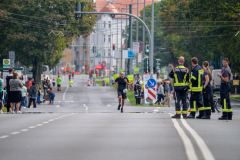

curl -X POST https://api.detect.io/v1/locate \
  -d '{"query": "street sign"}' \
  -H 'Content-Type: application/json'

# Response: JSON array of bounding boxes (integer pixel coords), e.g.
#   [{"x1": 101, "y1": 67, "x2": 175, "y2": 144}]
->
[
  {"x1": 147, "y1": 79, "x2": 156, "y2": 88},
  {"x1": 82, "y1": 66, "x2": 85, "y2": 69},
  {"x1": 114, "y1": 51, "x2": 120, "y2": 59},
  {"x1": 3, "y1": 59, "x2": 10, "y2": 68},
  {"x1": 79, "y1": 65, "x2": 82, "y2": 68},
  {"x1": 128, "y1": 49, "x2": 135, "y2": 58},
  {"x1": 133, "y1": 42, "x2": 140, "y2": 53}
]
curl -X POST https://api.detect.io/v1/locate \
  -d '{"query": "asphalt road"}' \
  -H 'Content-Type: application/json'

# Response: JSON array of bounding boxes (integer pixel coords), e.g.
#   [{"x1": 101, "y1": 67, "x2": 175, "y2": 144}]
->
[{"x1": 0, "y1": 75, "x2": 240, "y2": 160}]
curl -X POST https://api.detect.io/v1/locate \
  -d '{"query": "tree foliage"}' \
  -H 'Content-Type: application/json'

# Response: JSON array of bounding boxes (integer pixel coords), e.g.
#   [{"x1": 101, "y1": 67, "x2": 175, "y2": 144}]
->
[{"x1": 0, "y1": 0, "x2": 96, "y2": 85}]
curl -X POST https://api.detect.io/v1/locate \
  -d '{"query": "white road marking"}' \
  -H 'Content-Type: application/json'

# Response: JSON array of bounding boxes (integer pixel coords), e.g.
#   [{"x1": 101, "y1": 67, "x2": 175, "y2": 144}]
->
[
  {"x1": 21, "y1": 129, "x2": 29, "y2": 132},
  {"x1": 48, "y1": 119, "x2": 54, "y2": 122},
  {"x1": 10, "y1": 132, "x2": 20, "y2": 135},
  {"x1": 43, "y1": 121, "x2": 49, "y2": 124},
  {"x1": 65, "y1": 101, "x2": 74, "y2": 102},
  {"x1": 153, "y1": 109, "x2": 158, "y2": 112},
  {"x1": 29, "y1": 126, "x2": 36, "y2": 129},
  {"x1": 0, "y1": 135, "x2": 9, "y2": 139},
  {"x1": 58, "y1": 101, "x2": 61, "y2": 102},
  {"x1": 181, "y1": 118, "x2": 215, "y2": 160},
  {"x1": 56, "y1": 105, "x2": 60, "y2": 108},
  {"x1": 169, "y1": 113, "x2": 198, "y2": 160},
  {"x1": 63, "y1": 86, "x2": 69, "y2": 101},
  {"x1": 36, "y1": 124, "x2": 43, "y2": 127}
]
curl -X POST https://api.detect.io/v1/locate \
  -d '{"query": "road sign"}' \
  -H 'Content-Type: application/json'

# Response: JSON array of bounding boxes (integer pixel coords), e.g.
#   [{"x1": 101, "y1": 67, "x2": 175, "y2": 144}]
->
[
  {"x1": 133, "y1": 42, "x2": 140, "y2": 53},
  {"x1": 79, "y1": 65, "x2": 82, "y2": 68},
  {"x1": 3, "y1": 59, "x2": 10, "y2": 68},
  {"x1": 82, "y1": 66, "x2": 85, "y2": 69},
  {"x1": 148, "y1": 88, "x2": 156, "y2": 100},
  {"x1": 147, "y1": 79, "x2": 156, "y2": 88}
]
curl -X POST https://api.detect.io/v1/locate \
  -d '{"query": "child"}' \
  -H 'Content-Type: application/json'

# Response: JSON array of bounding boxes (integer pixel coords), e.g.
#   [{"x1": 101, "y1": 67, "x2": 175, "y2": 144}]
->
[
  {"x1": 38, "y1": 87, "x2": 41, "y2": 105},
  {"x1": 47, "y1": 89, "x2": 55, "y2": 104},
  {"x1": 28, "y1": 82, "x2": 37, "y2": 108},
  {"x1": 69, "y1": 79, "x2": 73, "y2": 87},
  {"x1": 52, "y1": 78, "x2": 56, "y2": 87},
  {"x1": 21, "y1": 83, "x2": 27, "y2": 110}
]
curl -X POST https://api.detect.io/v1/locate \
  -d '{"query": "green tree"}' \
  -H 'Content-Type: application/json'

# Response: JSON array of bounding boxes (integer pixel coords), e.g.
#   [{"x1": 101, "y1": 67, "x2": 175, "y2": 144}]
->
[{"x1": 0, "y1": 0, "x2": 96, "y2": 85}]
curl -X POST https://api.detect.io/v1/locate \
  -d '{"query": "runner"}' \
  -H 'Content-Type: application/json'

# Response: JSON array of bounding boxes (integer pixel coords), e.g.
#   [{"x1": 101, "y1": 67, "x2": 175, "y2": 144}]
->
[
  {"x1": 57, "y1": 76, "x2": 62, "y2": 91},
  {"x1": 63, "y1": 67, "x2": 66, "y2": 75},
  {"x1": 72, "y1": 70, "x2": 75, "y2": 79},
  {"x1": 115, "y1": 72, "x2": 129, "y2": 113}
]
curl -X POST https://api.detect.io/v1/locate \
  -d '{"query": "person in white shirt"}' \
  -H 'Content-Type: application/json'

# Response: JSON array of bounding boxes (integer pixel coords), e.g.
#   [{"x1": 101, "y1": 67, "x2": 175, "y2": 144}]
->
[
  {"x1": 134, "y1": 76, "x2": 142, "y2": 105},
  {"x1": 21, "y1": 83, "x2": 27, "y2": 109},
  {"x1": 156, "y1": 82, "x2": 164, "y2": 105}
]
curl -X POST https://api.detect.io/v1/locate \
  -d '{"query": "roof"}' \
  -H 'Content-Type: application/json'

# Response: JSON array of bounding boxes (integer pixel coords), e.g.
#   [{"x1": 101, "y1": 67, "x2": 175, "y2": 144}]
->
[{"x1": 95, "y1": 0, "x2": 158, "y2": 18}]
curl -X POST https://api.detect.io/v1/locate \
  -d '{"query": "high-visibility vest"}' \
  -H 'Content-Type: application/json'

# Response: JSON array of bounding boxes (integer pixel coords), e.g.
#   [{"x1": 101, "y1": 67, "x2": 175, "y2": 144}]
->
[
  {"x1": 172, "y1": 65, "x2": 189, "y2": 87},
  {"x1": 190, "y1": 69, "x2": 204, "y2": 92}
]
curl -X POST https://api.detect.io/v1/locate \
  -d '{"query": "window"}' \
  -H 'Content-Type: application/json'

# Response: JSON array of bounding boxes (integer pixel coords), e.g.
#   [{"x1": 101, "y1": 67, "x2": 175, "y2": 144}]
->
[
  {"x1": 108, "y1": 35, "x2": 111, "y2": 43},
  {"x1": 103, "y1": 21, "x2": 106, "y2": 28},
  {"x1": 108, "y1": 21, "x2": 111, "y2": 28}
]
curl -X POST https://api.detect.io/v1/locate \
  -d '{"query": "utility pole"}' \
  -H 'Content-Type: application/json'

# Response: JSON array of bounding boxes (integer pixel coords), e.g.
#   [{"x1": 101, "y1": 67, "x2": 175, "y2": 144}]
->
[
  {"x1": 120, "y1": 8, "x2": 123, "y2": 71},
  {"x1": 149, "y1": 0, "x2": 154, "y2": 105},
  {"x1": 142, "y1": 0, "x2": 146, "y2": 78},
  {"x1": 116, "y1": 15, "x2": 119, "y2": 74},
  {"x1": 128, "y1": 4, "x2": 132, "y2": 75},
  {"x1": 136, "y1": 0, "x2": 139, "y2": 69}
]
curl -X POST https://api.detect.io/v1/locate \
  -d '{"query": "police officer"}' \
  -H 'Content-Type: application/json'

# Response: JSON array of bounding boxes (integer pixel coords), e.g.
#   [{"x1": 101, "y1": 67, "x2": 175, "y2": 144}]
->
[
  {"x1": 217, "y1": 58, "x2": 232, "y2": 120},
  {"x1": 169, "y1": 56, "x2": 189, "y2": 118},
  {"x1": 201, "y1": 61, "x2": 212, "y2": 119},
  {"x1": 188, "y1": 57, "x2": 204, "y2": 119}
]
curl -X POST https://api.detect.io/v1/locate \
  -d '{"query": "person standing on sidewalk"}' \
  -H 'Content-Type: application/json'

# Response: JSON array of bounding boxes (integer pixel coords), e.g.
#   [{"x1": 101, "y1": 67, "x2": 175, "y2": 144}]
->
[
  {"x1": 47, "y1": 89, "x2": 55, "y2": 104},
  {"x1": 28, "y1": 82, "x2": 37, "y2": 108},
  {"x1": 156, "y1": 82, "x2": 164, "y2": 105},
  {"x1": 43, "y1": 79, "x2": 48, "y2": 99},
  {"x1": 115, "y1": 72, "x2": 129, "y2": 113},
  {"x1": 217, "y1": 58, "x2": 232, "y2": 120},
  {"x1": 9, "y1": 73, "x2": 23, "y2": 114},
  {"x1": 188, "y1": 57, "x2": 204, "y2": 119},
  {"x1": 160, "y1": 80, "x2": 171, "y2": 107},
  {"x1": 21, "y1": 82, "x2": 27, "y2": 109},
  {"x1": 6, "y1": 67, "x2": 14, "y2": 113}
]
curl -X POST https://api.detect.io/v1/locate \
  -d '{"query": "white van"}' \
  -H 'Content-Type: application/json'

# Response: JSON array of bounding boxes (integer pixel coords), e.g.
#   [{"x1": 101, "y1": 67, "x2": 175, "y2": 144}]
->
[{"x1": 211, "y1": 69, "x2": 233, "y2": 92}]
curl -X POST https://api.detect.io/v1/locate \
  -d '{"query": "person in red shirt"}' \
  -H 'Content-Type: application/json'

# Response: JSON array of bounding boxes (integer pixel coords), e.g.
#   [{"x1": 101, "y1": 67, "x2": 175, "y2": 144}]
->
[
  {"x1": 63, "y1": 68, "x2": 66, "y2": 75},
  {"x1": 27, "y1": 78, "x2": 34, "y2": 93},
  {"x1": 67, "y1": 67, "x2": 70, "y2": 74},
  {"x1": 58, "y1": 70, "x2": 60, "y2": 76},
  {"x1": 72, "y1": 70, "x2": 75, "y2": 79}
]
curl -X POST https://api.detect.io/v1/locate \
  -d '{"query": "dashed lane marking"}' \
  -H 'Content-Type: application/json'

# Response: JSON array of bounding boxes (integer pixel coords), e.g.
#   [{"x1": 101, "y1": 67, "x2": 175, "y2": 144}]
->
[
  {"x1": 56, "y1": 105, "x2": 60, "y2": 108},
  {"x1": 21, "y1": 129, "x2": 29, "y2": 132},
  {"x1": 63, "y1": 86, "x2": 69, "y2": 101},
  {"x1": 36, "y1": 124, "x2": 43, "y2": 127},
  {"x1": 28, "y1": 126, "x2": 36, "y2": 129},
  {"x1": 0, "y1": 135, "x2": 9, "y2": 139},
  {"x1": 10, "y1": 132, "x2": 20, "y2": 135},
  {"x1": 169, "y1": 113, "x2": 198, "y2": 160},
  {"x1": 65, "y1": 101, "x2": 74, "y2": 102}
]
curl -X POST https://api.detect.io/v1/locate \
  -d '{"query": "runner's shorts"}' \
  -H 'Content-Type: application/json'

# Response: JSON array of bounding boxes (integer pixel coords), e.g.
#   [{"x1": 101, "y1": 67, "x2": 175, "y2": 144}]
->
[
  {"x1": 57, "y1": 84, "x2": 61, "y2": 87},
  {"x1": 118, "y1": 90, "x2": 127, "y2": 99}
]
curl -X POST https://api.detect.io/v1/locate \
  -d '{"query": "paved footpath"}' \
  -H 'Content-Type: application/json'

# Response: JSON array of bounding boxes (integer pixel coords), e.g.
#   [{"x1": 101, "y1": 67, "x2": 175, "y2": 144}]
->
[{"x1": 0, "y1": 75, "x2": 240, "y2": 160}]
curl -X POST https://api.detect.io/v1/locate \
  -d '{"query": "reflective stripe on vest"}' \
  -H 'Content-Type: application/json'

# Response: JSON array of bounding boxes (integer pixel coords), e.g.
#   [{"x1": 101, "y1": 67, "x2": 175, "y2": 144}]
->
[
  {"x1": 190, "y1": 69, "x2": 204, "y2": 92},
  {"x1": 173, "y1": 66, "x2": 188, "y2": 87}
]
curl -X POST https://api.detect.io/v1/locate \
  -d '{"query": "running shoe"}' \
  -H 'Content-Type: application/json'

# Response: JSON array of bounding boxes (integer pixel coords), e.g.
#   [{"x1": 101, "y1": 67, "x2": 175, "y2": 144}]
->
[
  {"x1": 0, "y1": 110, "x2": 3, "y2": 114},
  {"x1": 121, "y1": 108, "x2": 123, "y2": 113},
  {"x1": 17, "y1": 111, "x2": 22, "y2": 114},
  {"x1": 11, "y1": 111, "x2": 14, "y2": 114},
  {"x1": 117, "y1": 104, "x2": 121, "y2": 110}
]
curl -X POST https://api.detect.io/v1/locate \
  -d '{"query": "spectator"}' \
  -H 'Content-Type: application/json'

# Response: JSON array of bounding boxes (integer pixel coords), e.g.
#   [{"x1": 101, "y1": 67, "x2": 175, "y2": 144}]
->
[
  {"x1": 9, "y1": 73, "x2": 23, "y2": 114},
  {"x1": 52, "y1": 78, "x2": 56, "y2": 87},
  {"x1": 28, "y1": 82, "x2": 37, "y2": 108},
  {"x1": 160, "y1": 80, "x2": 171, "y2": 107},
  {"x1": 43, "y1": 79, "x2": 48, "y2": 99},
  {"x1": 156, "y1": 82, "x2": 164, "y2": 105},
  {"x1": 27, "y1": 78, "x2": 34, "y2": 93},
  {"x1": 6, "y1": 67, "x2": 14, "y2": 113},
  {"x1": 0, "y1": 74, "x2": 2, "y2": 113},
  {"x1": 47, "y1": 80, "x2": 52, "y2": 90},
  {"x1": 134, "y1": 76, "x2": 142, "y2": 105},
  {"x1": 68, "y1": 73, "x2": 71, "y2": 81},
  {"x1": 47, "y1": 89, "x2": 55, "y2": 104},
  {"x1": 38, "y1": 87, "x2": 41, "y2": 105},
  {"x1": 21, "y1": 82, "x2": 27, "y2": 109}
]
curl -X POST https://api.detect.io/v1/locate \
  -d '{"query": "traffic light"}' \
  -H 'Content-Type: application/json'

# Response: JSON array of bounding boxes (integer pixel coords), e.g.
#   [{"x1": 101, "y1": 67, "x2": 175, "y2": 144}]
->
[
  {"x1": 75, "y1": 2, "x2": 82, "y2": 19},
  {"x1": 146, "y1": 45, "x2": 149, "y2": 52},
  {"x1": 144, "y1": 58, "x2": 149, "y2": 73},
  {"x1": 112, "y1": 44, "x2": 115, "y2": 50}
]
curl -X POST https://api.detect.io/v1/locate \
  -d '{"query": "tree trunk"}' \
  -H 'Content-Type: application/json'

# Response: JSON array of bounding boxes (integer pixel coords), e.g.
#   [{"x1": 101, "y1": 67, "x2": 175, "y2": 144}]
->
[{"x1": 33, "y1": 59, "x2": 42, "y2": 88}]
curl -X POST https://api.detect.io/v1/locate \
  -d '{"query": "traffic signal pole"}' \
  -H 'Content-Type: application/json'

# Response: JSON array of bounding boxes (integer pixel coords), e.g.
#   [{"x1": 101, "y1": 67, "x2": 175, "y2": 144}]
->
[{"x1": 74, "y1": 11, "x2": 154, "y2": 81}]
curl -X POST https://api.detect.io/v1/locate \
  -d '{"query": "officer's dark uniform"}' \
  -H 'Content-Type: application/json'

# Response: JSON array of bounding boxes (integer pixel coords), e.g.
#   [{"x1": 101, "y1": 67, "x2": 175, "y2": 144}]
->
[
  {"x1": 219, "y1": 66, "x2": 232, "y2": 120},
  {"x1": 134, "y1": 80, "x2": 142, "y2": 105},
  {"x1": 188, "y1": 65, "x2": 204, "y2": 118},
  {"x1": 202, "y1": 69, "x2": 212, "y2": 118},
  {"x1": 169, "y1": 65, "x2": 189, "y2": 118}
]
